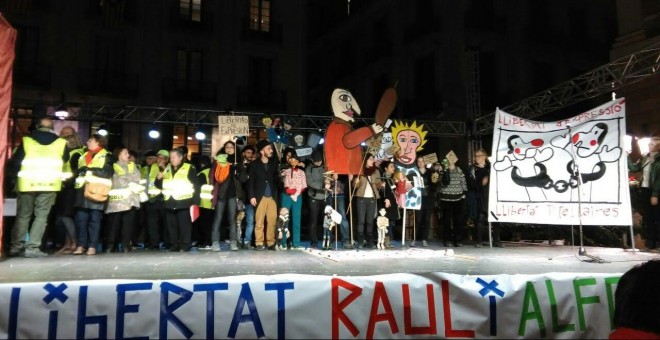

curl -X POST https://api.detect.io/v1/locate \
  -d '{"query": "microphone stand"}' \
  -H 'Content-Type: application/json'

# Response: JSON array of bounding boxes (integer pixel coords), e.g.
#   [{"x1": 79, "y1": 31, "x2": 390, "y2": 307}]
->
[{"x1": 566, "y1": 124, "x2": 606, "y2": 263}]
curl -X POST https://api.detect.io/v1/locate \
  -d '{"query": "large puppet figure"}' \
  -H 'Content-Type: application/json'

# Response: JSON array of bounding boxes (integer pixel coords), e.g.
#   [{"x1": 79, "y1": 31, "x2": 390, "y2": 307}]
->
[
  {"x1": 391, "y1": 120, "x2": 428, "y2": 210},
  {"x1": 324, "y1": 88, "x2": 396, "y2": 175}
]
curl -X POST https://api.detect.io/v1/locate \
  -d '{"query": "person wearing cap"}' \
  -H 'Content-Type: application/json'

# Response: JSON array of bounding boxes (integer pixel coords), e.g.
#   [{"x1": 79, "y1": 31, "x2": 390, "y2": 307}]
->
[
  {"x1": 9, "y1": 117, "x2": 70, "y2": 258},
  {"x1": 236, "y1": 144, "x2": 256, "y2": 249},
  {"x1": 143, "y1": 149, "x2": 169, "y2": 250},
  {"x1": 156, "y1": 147, "x2": 199, "y2": 252},
  {"x1": 280, "y1": 151, "x2": 307, "y2": 248},
  {"x1": 305, "y1": 149, "x2": 327, "y2": 248},
  {"x1": 248, "y1": 140, "x2": 281, "y2": 250}
]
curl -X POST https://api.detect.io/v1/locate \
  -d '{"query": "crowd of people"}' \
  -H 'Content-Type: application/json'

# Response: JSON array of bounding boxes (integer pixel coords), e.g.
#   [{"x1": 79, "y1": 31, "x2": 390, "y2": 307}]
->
[{"x1": 6, "y1": 118, "x2": 517, "y2": 257}]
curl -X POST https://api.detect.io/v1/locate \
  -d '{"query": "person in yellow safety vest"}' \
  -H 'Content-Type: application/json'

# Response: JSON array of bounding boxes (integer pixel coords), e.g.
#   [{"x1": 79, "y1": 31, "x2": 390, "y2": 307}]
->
[
  {"x1": 156, "y1": 147, "x2": 199, "y2": 252},
  {"x1": 142, "y1": 149, "x2": 168, "y2": 250},
  {"x1": 195, "y1": 155, "x2": 213, "y2": 248},
  {"x1": 54, "y1": 133, "x2": 85, "y2": 255},
  {"x1": 105, "y1": 146, "x2": 142, "y2": 253},
  {"x1": 72, "y1": 134, "x2": 114, "y2": 256},
  {"x1": 9, "y1": 117, "x2": 70, "y2": 258}
]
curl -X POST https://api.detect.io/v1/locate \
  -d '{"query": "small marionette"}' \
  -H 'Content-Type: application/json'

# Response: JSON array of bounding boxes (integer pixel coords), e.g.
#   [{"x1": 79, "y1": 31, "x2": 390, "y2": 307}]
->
[
  {"x1": 276, "y1": 207, "x2": 291, "y2": 250},
  {"x1": 393, "y1": 169, "x2": 409, "y2": 208},
  {"x1": 235, "y1": 210, "x2": 245, "y2": 245},
  {"x1": 376, "y1": 208, "x2": 389, "y2": 250},
  {"x1": 263, "y1": 114, "x2": 291, "y2": 144},
  {"x1": 322, "y1": 205, "x2": 343, "y2": 250}
]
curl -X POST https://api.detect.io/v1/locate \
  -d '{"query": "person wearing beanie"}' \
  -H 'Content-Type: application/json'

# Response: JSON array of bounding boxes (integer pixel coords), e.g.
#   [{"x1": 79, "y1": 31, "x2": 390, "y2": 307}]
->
[
  {"x1": 305, "y1": 149, "x2": 327, "y2": 248},
  {"x1": 280, "y1": 152, "x2": 307, "y2": 248},
  {"x1": 248, "y1": 140, "x2": 281, "y2": 250},
  {"x1": 143, "y1": 149, "x2": 169, "y2": 250},
  {"x1": 9, "y1": 117, "x2": 70, "y2": 258},
  {"x1": 236, "y1": 144, "x2": 256, "y2": 249}
]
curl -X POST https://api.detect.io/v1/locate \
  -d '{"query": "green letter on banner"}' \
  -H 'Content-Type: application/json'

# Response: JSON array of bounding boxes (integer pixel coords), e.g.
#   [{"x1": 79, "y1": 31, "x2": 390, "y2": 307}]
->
[
  {"x1": 573, "y1": 278, "x2": 601, "y2": 330},
  {"x1": 519, "y1": 281, "x2": 546, "y2": 338},
  {"x1": 545, "y1": 279, "x2": 575, "y2": 333},
  {"x1": 604, "y1": 277, "x2": 620, "y2": 330}
]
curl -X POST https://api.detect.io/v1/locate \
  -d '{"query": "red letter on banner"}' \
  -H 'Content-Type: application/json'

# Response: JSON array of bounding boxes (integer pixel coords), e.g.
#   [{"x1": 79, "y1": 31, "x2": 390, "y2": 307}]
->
[
  {"x1": 403, "y1": 283, "x2": 437, "y2": 335},
  {"x1": 366, "y1": 281, "x2": 399, "y2": 339},
  {"x1": 332, "y1": 278, "x2": 363, "y2": 339},
  {"x1": 442, "y1": 280, "x2": 475, "y2": 338}
]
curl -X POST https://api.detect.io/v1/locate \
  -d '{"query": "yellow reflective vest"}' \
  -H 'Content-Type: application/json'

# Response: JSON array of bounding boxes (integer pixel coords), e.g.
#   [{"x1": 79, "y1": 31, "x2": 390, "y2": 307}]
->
[
  {"x1": 74, "y1": 149, "x2": 111, "y2": 189},
  {"x1": 17, "y1": 137, "x2": 67, "y2": 192},
  {"x1": 198, "y1": 168, "x2": 213, "y2": 209},
  {"x1": 108, "y1": 162, "x2": 142, "y2": 202},
  {"x1": 62, "y1": 148, "x2": 84, "y2": 180},
  {"x1": 162, "y1": 163, "x2": 194, "y2": 201},
  {"x1": 146, "y1": 163, "x2": 162, "y2": 198}
]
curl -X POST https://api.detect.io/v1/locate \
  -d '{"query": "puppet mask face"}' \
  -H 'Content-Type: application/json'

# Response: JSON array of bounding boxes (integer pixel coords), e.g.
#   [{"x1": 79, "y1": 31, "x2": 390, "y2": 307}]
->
[
  {"x1": 216, "y1": 154, "x2": 228, "y2": 165},
  {"x1": 262, "y1": 116, "x2": 273, "y2": 127},
  {"x1": 331, "y1": 88, "x2": 361, "y2": 123},
  {"x1": 379, "y1": 208, "x2": 386, "y2": 216},
  {"x1": 294, "y1": 134, "x2": 304, "y2": 146}
]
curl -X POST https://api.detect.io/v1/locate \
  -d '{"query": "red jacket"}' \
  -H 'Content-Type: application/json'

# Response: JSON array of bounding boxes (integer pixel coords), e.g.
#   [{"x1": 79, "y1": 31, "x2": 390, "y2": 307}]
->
[{"x1": 325, "y1": 118, "x2": 376, "y2": 175}]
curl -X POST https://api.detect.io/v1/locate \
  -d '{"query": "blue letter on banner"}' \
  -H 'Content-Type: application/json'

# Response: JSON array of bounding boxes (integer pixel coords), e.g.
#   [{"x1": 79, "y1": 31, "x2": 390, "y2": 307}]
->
[
  {"x1": 76, "y1": 286, "x2": 108, "y2": 339},
  {"x1": 116, "y1": 282, "x2": 152, "y2": 340},
  {"x1": 228, "y1": 283, "x2": 264, "y2": 338},
  {"x1": 265, "y1": 282, "x2": 294, "y2": 340},
  {"x1": 193, "y1": 283, "x2": 229, "y2": 339},
  {"x1": 159, "y1": 282, "x2": 193, "y2": 339}
]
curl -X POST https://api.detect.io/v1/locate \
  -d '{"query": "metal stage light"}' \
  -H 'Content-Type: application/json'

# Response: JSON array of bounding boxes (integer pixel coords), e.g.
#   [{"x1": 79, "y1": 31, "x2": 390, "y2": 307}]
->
[
  {"x1": 97, "y1": 124, "x2": 109, "y2": 136},
  {"x1": 148, "y1": 128, "x2": 160, "y2": 139}
]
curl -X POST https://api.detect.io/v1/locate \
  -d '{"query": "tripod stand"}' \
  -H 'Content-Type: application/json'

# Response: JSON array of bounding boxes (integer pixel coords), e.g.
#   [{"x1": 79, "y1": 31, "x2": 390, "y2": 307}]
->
[{"x1": 566, "y1": 124, "x2": 607, "y2": 263}]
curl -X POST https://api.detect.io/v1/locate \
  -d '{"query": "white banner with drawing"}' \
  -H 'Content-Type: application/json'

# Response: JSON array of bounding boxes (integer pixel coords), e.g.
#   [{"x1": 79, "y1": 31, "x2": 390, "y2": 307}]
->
[{"x1": 488, "y1": 98, "x2": 632, "y2": 226}]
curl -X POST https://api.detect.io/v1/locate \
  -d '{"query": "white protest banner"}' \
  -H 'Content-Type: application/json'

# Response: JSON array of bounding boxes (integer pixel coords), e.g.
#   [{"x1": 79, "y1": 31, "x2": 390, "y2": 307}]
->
[
  {"x1": 0, "y1": 272, "x2": 621, "y2": 339},
  {"x1": 488, "y1": 98, "x2": 631, "y2": 226},
  {"x1": 218, "y1": 115, "x2": 249, "y2": 137}
]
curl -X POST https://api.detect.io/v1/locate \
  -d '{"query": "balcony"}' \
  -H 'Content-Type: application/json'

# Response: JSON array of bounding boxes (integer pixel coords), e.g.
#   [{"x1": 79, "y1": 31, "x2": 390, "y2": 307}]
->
[
  {"x1": 241, "y1": 19, "x2": 283, "y2": 44},
  {"x1": 169, "y1": 6, "x2": 214, "y2": 33},
  {"x1": 162, "y1": 78, "x2": 217, "y2": 104},
  {"x1": 78, "y1": 68, "x2": 139, "y2": 98},
  {"x1": 236, "y1": 86, "x2": 286, "y2": 110},
  {"x1": 13, "y1": 63, "x2": 51, "y2": 89}
]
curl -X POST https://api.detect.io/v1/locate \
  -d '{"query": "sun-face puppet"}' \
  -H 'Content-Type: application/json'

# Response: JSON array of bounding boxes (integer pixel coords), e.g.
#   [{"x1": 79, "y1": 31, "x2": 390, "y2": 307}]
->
[
  {"x1": 391, "y1": 120, "x2": 428, "y2": 210},
  {"x1": 324, "y1": 88, "x2": 385, "y2": 175}
]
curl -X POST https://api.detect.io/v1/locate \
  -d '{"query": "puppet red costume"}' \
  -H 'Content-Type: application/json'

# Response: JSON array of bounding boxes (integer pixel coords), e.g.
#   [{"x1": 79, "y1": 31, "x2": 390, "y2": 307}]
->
[{"x1": 325, "y1": 88, "x2": 386, "y2": 175}]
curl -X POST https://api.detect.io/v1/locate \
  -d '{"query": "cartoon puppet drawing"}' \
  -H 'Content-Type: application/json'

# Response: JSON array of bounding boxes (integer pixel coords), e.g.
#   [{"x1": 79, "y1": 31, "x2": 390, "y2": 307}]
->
[
  {"x1": 391, "y1": 120, "x2": 428, "y2": 210},
  {"x1": 324, "y1": 88, "x2": 396, "y2": 175},
  {"x1": 492, "y1": 134, "x2": 554, "y2": 201},
  {"x1": 550, "y1": 122, "x2": 622, "y2": 201}
]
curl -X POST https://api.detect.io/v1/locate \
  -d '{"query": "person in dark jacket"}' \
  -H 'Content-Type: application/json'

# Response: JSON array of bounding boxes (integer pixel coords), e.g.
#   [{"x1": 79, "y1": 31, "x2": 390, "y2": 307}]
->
[
  {"x1": 209, "y1": 141, "x2": 242, "y2": 252},
  {"x1": 72, "y1": 134, "x2": 114, "y2": 256},
  {"x1": 248, "y1": 140, "x2": 281, "y2": 250},
  {"x1": 467, "y1": 148, "x2": 495, "y2": 247},
  {"x1": 305, "y1": 149, "x2": 326, "y2": 248},
  {"x1": 412, "y1": 156, "x2": 439, "y2": 247},
  {"x1": 378, "y1": 160, "x2": 401, "y2": 248},
  {"x1": 156, "y1": 147, "x2": 200, "y2": 252},
  {"x1": 194, "y1": 155, "x2": 212, "y2": 248},
  {"x1": 236, "y1": 145, "x2": 255, "y2": 249},
  {"x1": 9, "y1": 117, "x2": 70, "y2": 258},
  {"x1": 54, "y1": 133, "x2": 84, "y2": 254}
]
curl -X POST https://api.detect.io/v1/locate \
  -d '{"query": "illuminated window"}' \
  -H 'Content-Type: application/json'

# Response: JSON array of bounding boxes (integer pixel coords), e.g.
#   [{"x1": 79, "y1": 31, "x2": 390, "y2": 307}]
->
[
  {"x1": 180, "y1": 0, "x2": 202, "y2": 22},
  {"x1": 249, "y1": 0, "x2": 270, "y2": 32}
]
